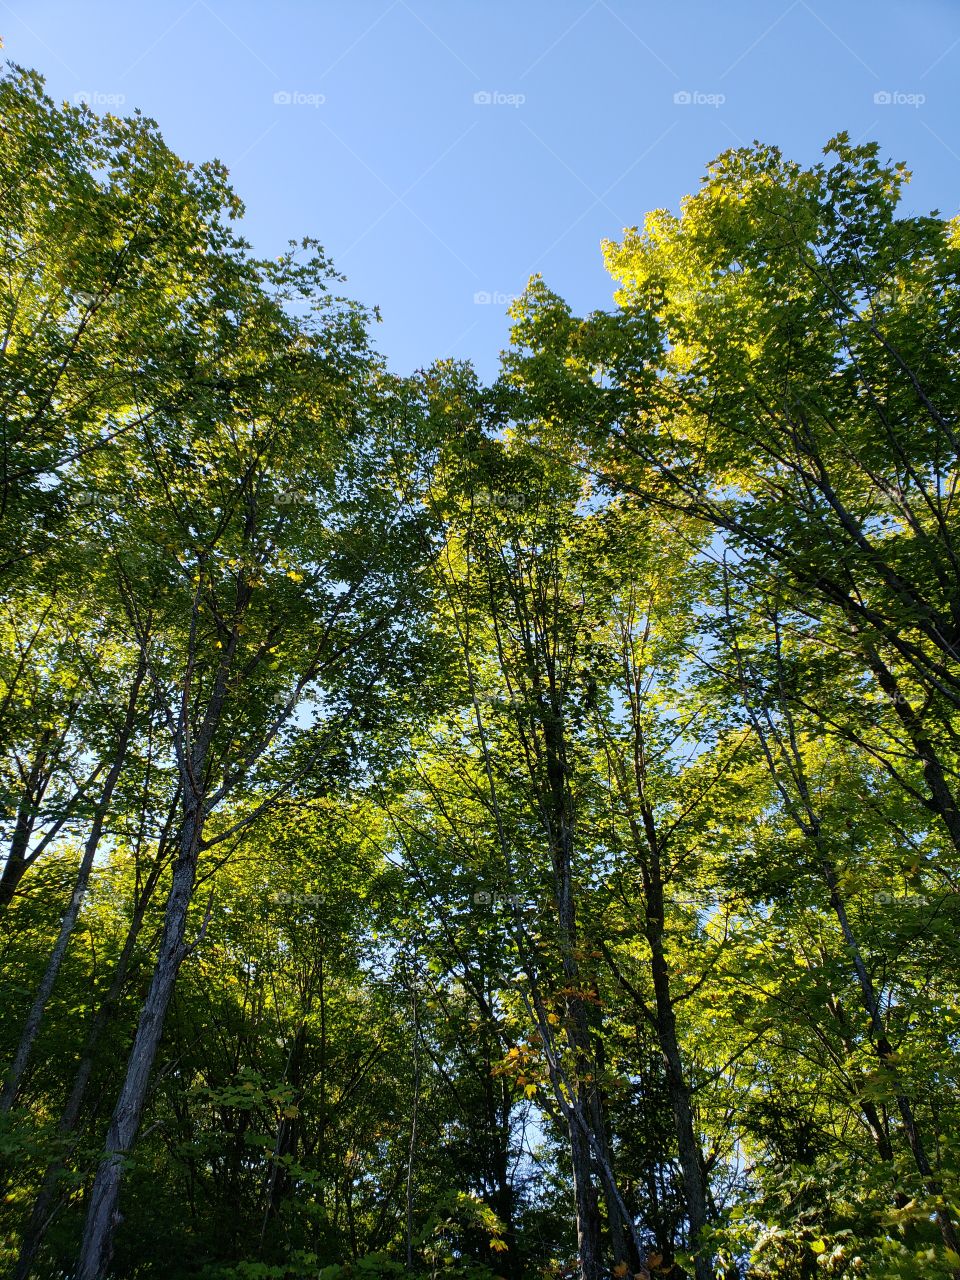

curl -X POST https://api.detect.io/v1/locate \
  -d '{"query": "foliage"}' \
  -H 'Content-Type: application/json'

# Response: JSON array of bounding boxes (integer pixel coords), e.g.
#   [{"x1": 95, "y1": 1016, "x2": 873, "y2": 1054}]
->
[{"x1": 2, "y1": 61, "x2": 960, "y2": 1280}]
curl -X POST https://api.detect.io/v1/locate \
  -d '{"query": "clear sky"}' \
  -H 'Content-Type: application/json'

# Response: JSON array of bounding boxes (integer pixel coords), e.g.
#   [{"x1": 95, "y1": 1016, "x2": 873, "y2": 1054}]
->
[{"x1": 4, "y1": 1, "x2": 959, "y2": 379}]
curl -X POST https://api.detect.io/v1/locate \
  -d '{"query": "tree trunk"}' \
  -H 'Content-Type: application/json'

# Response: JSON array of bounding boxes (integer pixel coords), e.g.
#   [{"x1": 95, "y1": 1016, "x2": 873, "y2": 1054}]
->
[
  {"x1": 568, "y1": 1104, "x2": 603, "y2": 1280},
  {"x1": 74, "y1": 799, "x2": 204, "y2": 1280},
  {"x1": 1, "y1": 660, "x2": 145, "y2": 1113},
  {"x1": 821, "y1": 854, "x2": 960, "y2": 1272},
  {"x1": 544, "y1": 708, "x2": 624, "y2": 1280},
  {"x1": 645, "y1": 884, "x2": 711, "y2": 1280},
  {"x1": 405, "y1": 977, "x2": 421, "y2": 1272},
  {"x1": 587, "y1": 1039, "x2": 634, "y2": 1271},
  {"x1": 259, "y1": 1020, "x2": 308, "y2": 1250},
  {"x1": 864, "y1": 641, "x2": 960, "y2": 858},
  {"x1": 0, "y1": 732, "x2": 52, "y2": 910},
  {"x1": 13, "y1": 845, "x2": 166, "y2": 1280}
]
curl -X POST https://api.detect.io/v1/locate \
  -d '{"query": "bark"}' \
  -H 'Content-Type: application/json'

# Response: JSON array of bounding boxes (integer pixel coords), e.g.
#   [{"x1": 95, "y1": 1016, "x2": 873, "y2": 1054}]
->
[
  {"x1": 0, "y1": 730, "x2": 54, "y2": 910},
  {"x1": 820, "y1": 992, "x2": 897, "y2": 1166},
  {"x1": 601, "y1": 691, "x2": 714, "y2": 1280},
  {"x1": 727, "y1": 594, "x2": 960, "y2": 1273},
  {"x1": 467, "y1": 536, "x2": 641, "y2": 1278},
  {"x1": 587, "y1": 1039, "x2": 632, "y2": 1271},
  {"x1": 74, "y1": 797, "x2": 205, "y2": 1280},
  {"x1": 542, "y1": 704, "x2": 632, "y2": 1280},
  {"x1": 405, "y1": 985, "x2": 421, "y2": 1273},
  {"x1": 820, "y1": 854, "x2": 960, "y2": 1272},
  {"x1": 1, "y1": 659, "x2": 145, "y2": 1113},
  {"x1": 644, "y1": 882, "x2": 712, "y2": 1280},
  {"x1": 568, "y1": 1105, "x2": 604, "y2": 1280},
  {"x1": 531, "y1": 994, "x2": 641, "y2": 1280},
  {"x1": 490, "y1": 1094, "x2": 519, "y2": 1280},
  {"x1": 74, "y1": 559, "x2": 245, "y2": 1277},
  {"x1": 259, "y1": 1020, "x2": 308, "y2": 1249},
  {"x1": 863, "y1": 640, "x2": 960, "y2": 858},
  {"x1": 13, "y1": 843, "x2": 167, "y2": 1280}
]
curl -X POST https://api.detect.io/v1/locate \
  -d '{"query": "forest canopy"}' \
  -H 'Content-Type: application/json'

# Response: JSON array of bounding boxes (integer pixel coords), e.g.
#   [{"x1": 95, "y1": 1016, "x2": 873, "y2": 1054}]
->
[{"x1": 2, "y1": 61, "x2": 960, "y2": 1280}]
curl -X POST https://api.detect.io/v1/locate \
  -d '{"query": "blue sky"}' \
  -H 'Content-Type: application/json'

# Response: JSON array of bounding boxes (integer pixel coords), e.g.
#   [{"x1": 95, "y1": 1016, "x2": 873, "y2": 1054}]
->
[{"x1": 4, "y1": 1, "x2": 959, "y2": 378}]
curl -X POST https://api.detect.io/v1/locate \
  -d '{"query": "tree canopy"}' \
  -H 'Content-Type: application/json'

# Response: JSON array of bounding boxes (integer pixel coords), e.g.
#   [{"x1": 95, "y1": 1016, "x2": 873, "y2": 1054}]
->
[{"x1": 2, "y1": 64, "x2": 960, "y2": 1280}]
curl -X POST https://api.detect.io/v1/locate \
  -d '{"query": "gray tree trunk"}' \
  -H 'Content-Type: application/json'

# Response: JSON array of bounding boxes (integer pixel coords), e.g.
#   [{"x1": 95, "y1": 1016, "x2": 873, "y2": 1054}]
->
[
  {"x1": 646, "y1": 902, "x2": 711, "y2": 1280},
  {"x1": 0, "y1": 732, "x2": 52, "y2": 910},
  {"x1": 1, "y1": 661, "x2": 145, "y2": 1113},
  {"x1": 74, "y1": 800, "x2": 203, "y2": 1280},
  {"x1": 13, "y1": 841, "x2": 167, "y2": 1280}
]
